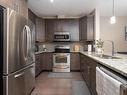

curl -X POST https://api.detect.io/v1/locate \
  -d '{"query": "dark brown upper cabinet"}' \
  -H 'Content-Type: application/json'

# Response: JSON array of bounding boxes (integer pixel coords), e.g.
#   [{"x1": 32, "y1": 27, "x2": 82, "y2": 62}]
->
[
  {"x1": 35, "y1": 18, "x2": 45, "y2": 42},
  {"x1": 28, "y1": 9, "x2": 37, "y2": 24},
  {"x1": 45, "y1": 19, "x2": 79, "y2": 42},
  {"x1": 35, "y1": 17, "x2": 94, "y2": 43},
  {"x1": 0, "y1": 0, "x2": 28, "y2": 18},
  {"x1": 79, "y1": 16, "x2": 87, "y2": 41},
  {"x1": 87, "y1": 15, "x2": 94, "y2": 41},
  {"x1": 79, "y1": 15, "x2": 94, "y2": 42},
  {"x1": 45, "y1": 19, "x2": 55, "y2": 42}
]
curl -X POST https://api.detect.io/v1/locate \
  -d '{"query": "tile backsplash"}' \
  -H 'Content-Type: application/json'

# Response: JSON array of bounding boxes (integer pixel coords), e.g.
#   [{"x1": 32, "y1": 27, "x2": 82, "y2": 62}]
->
[{"x1": 37, "y1": 43, "x2": 84, "y2": 52}]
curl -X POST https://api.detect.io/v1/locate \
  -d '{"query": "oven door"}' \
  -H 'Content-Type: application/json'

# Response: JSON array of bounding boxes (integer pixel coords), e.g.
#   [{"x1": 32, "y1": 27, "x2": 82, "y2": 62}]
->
[{"x1": 53, "y1": 53, "x2": 70, "y2": 67}]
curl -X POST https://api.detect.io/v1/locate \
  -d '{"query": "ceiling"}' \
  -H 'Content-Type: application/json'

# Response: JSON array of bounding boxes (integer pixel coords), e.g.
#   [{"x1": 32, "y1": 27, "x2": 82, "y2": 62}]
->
[{"x1": 28, "y1": 0, "x2": 127, "y2": 18}]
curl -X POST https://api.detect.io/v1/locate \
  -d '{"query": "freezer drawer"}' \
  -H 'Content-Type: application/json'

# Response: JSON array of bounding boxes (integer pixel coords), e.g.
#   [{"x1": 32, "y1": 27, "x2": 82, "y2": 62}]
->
[{"x1": 3, "y1": 63, "x2": 35, "y2": 95}]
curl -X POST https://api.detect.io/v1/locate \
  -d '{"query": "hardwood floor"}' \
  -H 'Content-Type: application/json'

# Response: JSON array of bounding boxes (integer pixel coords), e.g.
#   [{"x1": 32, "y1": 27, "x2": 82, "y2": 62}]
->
[{"x1": 31, "y1": 72, "x2": 90, "y2": 95}]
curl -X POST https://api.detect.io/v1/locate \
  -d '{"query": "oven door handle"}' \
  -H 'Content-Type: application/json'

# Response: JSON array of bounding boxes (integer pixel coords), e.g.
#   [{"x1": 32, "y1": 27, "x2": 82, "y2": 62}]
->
[
  {"x1": 53, "y1": 66, "x2": 70, "y2": 69},
  {"x1": 57, "y1": 56, "x2": 67, "y2": 58},
  {"x1": 53, "y1": 53, "x2": 70, "y2": 56}
]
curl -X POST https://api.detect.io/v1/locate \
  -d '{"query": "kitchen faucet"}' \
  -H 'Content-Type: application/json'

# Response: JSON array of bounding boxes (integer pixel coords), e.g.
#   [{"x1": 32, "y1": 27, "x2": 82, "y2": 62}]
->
[{"x1": 105, "y1": 40, "x2": 115, "y2": 56}]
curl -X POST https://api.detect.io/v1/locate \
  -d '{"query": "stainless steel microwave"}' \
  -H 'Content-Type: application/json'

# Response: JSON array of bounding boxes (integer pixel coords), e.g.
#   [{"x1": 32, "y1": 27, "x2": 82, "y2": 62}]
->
[{"x1": 54, "y1": 32, "x2": 70, "y2": 42}]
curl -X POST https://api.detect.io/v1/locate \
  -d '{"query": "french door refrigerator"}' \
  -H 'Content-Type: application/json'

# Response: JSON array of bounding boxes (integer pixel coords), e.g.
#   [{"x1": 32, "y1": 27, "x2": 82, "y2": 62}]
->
[{"x1": 0, "y1": 6, "x2": 35, "y2": 95}]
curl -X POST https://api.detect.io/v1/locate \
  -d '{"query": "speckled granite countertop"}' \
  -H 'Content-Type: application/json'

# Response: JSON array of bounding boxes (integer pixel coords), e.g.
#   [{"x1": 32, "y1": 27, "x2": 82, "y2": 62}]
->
[
  {"x1": 35, "y1": 51, "x2": 53, "y2": 55},
  {"x1": 80, "y1": 52, "x2": 127, "y2": 77},
  {"x1": 35, "y1": 51, "x2": 80, "y2": 54}
]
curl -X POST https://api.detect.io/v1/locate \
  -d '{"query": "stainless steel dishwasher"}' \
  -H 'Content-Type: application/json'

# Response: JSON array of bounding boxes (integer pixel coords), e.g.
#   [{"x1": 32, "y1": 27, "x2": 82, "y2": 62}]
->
[{"x1": 96, "y1": 65, "x2": 127, "y2": 95}]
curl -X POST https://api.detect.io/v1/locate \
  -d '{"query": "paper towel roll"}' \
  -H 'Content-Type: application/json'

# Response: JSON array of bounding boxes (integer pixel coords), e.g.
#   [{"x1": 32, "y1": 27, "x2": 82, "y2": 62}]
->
[
  {"x1": 88, "y1": 44, "x2": 92, "y2": 52},
  {"x1": 74, "y1": 45, "x2": 80, "y2": 52}
]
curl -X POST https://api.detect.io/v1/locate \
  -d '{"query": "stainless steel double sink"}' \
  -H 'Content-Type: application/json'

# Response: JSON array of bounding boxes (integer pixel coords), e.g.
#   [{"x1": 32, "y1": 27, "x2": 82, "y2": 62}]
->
[
  {"x1": 92, "y1": 54, "x2": 121, "y2": 59},
  {"x1": 99, "y1": 54, "x2": 121, "y2": 59}
]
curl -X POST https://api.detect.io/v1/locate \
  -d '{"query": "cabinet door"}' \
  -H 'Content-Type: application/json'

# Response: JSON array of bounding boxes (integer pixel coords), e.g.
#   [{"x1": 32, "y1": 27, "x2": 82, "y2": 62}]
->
[
  {"x1": 45, "y1": 19, "x2": 79, "y2": 42},
  {"x1": 18, "y1": 0, "x2": 28, "y2": 18},
  {"x1": 42, "y1": 53, "x2": 53, "y2": 70},
  {"x1": 45, "y1": 19, "x2": 55, "y2": 42},
  {"x1": 71, "y1": 53, "x2": 80, "y2": 70},
  {"x1": 80, "y1": 54, "x2": 84, "y2": 73},
  {"x1": 80, "y1": 54, "x2": 90, "y2": 87},
  {"x1": 80, "y1": 54, "x2": 97, "y2": 95},
  {"x1": 36, "y1": 18, "x2": 45, "y2": 42},
  {"x1": 85, "y1": 57, "x2": 91, "y2": 87},
  {"x1": 80, "y1": 54, "x2": 87, "y2": 78},
  {"x1": 87, "y1": 16, "x2": 94, "y2": 41},
  {"x1": 11, "y1": 0, "x2": 28, "y2": 18},
  {"x1": 0, "y1": 0, "x2": 28, "y2": 18},
  {"x1": 35, "y1": 55, "x2": 42, "y2": 76},
  {"x1": 79, "y1": 16, "x2": 87, "y2": 41},
  {"x1": 90, "y1": 59, "x2": 97, "y2": 95}
]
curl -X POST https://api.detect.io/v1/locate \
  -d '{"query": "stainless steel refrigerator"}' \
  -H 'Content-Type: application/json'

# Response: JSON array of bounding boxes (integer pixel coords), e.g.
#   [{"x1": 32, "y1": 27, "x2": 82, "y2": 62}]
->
[{"x1": 0, "y1": 6, "x2": 35, "y2": 95}]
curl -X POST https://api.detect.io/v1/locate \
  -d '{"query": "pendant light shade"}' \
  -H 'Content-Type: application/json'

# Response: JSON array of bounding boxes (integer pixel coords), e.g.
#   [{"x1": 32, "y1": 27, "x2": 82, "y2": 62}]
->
[
  {"x1": 110, "y1": 16, "x2": 116, "y2": 24},
  {"x1": 110, "y1": 0, "x2": 116, "y2": 24}
]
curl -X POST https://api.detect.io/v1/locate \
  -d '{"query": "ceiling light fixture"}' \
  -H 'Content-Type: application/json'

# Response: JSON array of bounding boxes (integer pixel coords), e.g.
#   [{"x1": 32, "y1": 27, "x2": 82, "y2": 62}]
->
[
  {"x1": 110, "y1": 0, "x2": 116, "y2": 24},
  {"x1": 50, "y1": 0, "x2": 54, "y2": 3}
]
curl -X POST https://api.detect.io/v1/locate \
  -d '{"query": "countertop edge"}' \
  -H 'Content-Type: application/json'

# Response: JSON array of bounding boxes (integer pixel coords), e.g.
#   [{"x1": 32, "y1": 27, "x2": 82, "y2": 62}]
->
[
  {"x1": 35, "y1": 51, "x2": 53, "y2": 54},
  {"x1": 35, "y1": 51, "x2": 80, "y2": 54}
]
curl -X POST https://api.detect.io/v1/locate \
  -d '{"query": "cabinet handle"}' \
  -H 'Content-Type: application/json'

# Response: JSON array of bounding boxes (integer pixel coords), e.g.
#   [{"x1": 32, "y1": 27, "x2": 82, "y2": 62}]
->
[{"x1": 88, "y1": 66, "x2": 90, "y2": 74}]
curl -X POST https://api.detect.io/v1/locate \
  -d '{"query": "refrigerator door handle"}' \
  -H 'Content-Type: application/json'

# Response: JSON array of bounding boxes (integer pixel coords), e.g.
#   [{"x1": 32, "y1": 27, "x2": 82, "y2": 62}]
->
[
  {"x1": 26, "y1": 26, "x2": 32, "y2": 56},
  {"x1": 22, "y1": 25, "x2": 31, "y2": 61},
  {"x1": 22, "y1": 26, "x2": 27, "y2": 61},
  {"x1": 14, "y1": 72, "x2": 25, "y2": 78},
  {"x1": 26, "y1": 26, "x2": 29, "y2": 56},
  {"x1": 28, "y1": 27, "x2": 32, "y2": 54}
]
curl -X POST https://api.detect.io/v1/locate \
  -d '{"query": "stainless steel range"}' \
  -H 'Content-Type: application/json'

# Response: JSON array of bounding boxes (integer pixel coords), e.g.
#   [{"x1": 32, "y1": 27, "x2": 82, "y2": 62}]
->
[{"x1": 53, "y1": 45, "x2": 70, "y2": 72}]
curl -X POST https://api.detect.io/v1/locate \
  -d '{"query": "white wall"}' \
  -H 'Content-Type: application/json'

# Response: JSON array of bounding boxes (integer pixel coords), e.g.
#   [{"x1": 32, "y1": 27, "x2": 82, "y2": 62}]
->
[
  {"x1": 94, "y1": 8, "x2": 100, "y2": 40},
  {"x1": 100, "y1": 16, "x2": 127, "y2": 52}
]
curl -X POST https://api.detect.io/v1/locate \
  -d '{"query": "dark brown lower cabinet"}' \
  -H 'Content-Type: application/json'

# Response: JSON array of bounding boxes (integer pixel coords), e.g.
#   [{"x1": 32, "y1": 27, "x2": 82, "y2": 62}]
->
[
  {"x1": 70, "y1": 53, "x2": 80, "y2": 71},
  {"x1": 80, "y1": 53, "x2": 97, "y2": 95},
  {"x1": 42, "y1": 52, "x2": 53, "y2": 71},
  {"x1": 89, "y1": 58, "x2": 98, "y2": 95},
  {"x1": 35, "y1": 54, "x2": 42, "y2": 76},
  {"x1": 35, "y1": 52, "x2": 53, "y2": 76}
]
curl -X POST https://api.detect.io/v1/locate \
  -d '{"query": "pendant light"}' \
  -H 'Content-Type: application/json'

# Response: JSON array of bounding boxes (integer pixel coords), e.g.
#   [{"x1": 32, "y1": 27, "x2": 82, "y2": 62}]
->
[{"x1": 110, "y1": 0, "x2": 116, "y2": 24}]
